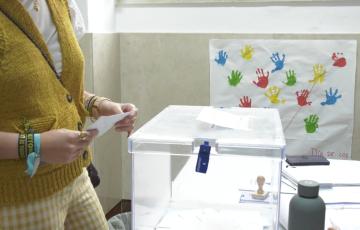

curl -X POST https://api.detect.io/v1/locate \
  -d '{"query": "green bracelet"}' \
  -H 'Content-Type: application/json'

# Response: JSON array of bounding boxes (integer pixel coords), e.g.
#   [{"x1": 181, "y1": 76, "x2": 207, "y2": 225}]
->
[{"x1": 18, "y1": 133, "x2": 27, "y2": 159}]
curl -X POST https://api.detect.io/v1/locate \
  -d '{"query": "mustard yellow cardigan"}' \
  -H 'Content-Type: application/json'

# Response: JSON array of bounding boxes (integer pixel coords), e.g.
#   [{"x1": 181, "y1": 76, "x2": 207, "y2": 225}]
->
[{"x1": 0, "y1": 0, "x2": 91, "y2": 205}]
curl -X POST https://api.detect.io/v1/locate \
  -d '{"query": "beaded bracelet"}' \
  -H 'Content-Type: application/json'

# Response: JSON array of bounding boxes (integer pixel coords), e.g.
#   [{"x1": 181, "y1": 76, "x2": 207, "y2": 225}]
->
[
  {"x1": 85, "y1": 95, "x2": 97, "y2": 114},
  {"x1": 92, "y1": 97, "x2": 111, "y2": 116},
  {"x1": 84, "y1": 95, "x2": 97, "y2": 117},
  {"x1": 85, "y1": 95, "x2": 111, "y2": 120}
]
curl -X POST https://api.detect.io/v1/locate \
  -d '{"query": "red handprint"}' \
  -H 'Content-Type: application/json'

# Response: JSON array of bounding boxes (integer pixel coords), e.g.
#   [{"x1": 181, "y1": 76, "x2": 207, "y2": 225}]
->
[
  {"x1": 296, "y1": 89, "x2": 312, "y2": 106},
  {"x1": 239, "y1": 96, "x2": 252, "y2": 108},
  {"x1": 253, "y1": 68, "x2": 269, "y2": 88},
  {"x1": 332, "y1": 52, "x2": 347, "y2": 68}
]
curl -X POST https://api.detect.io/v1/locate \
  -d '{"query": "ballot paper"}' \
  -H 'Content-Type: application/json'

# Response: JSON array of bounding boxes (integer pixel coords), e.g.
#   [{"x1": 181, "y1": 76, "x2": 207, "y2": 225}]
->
[
  {"x1": 87, "y1": 112, "x2": 132, "y2": 136},
  {"x1": 196, "y1": 107, "x2": 250, "y2": 131}
]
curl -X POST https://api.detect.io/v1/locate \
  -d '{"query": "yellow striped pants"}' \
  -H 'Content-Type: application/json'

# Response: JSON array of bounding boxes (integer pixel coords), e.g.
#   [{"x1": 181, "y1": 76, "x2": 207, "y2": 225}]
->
[{"x1": 0, "y1": 168, "x2": 108, "y2": 230}]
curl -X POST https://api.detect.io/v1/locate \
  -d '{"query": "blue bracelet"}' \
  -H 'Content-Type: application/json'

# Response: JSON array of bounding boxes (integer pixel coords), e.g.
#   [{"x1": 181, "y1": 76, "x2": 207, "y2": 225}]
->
[{"x1": 26, "y1": 133, "x2": 41, "y2": 177}]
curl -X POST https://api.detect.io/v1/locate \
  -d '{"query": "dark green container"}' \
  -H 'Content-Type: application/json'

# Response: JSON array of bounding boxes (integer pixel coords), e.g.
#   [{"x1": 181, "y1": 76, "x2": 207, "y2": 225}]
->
[{"x1": 288, "y1": 180, "x2": 326, "y2": 230}]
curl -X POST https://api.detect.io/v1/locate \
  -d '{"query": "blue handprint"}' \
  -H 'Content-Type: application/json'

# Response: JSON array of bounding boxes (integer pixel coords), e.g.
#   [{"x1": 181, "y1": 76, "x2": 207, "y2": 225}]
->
[
  {"x1": 215, "y1": 50, "x2": 228, "y2": 66},
  {"x1": 321, "y1": 87, "x2": 342, "y2": 106},
  {"x1": 270, "y1": 52, "x2": 286, "y2": 73}
]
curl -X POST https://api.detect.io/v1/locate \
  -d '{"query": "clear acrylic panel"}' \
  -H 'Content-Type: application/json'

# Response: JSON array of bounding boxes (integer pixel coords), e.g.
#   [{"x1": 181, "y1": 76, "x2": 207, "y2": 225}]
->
[{"x1": 129, "y1": 105, "x2": 285, "y2": 229}]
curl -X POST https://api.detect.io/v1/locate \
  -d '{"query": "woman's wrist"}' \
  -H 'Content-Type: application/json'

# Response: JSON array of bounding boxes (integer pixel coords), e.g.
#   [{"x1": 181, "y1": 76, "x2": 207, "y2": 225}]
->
[
  {"x1": 92, "y1": 97, "x2": 112, "y2": 118},
  {"x1": 84, "y1": 95, "x2": 112, "y2": 119},
  {"x1": 0, "y1": 132, "x2": 19, "y2": 160}
]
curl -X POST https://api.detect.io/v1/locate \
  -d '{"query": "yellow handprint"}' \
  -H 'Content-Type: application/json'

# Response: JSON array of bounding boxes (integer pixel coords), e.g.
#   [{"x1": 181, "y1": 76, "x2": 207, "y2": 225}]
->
[
  {"x1": 240, "y1": 45, "x2": 254, "y2": 61},
  {"x1": 265, "y1": 86, "x2": 286, "y2": 104},
  {"x1": 309, "y1": 64, "x2": 326, "y2": 84}
]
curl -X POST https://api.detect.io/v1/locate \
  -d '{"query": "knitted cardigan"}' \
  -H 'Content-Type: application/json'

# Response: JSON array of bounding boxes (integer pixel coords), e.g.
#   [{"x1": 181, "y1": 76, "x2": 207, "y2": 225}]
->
[{"x1": 0, "y1": 0, "x2": 91, "y2": 205}]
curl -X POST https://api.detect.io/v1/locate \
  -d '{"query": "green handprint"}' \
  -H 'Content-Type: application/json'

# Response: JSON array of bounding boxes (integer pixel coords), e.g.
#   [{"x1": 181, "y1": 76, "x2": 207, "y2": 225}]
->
[
  {"x1": 304, "y1": 114, "x2": 319, "y2": 133},
  {"x1": 227, "y1": 70, "x2": 243, "y2": 86},
  {"x1": 240, "y1": 45, "x2": 254, "y2": 61},
  {"x1": 283, "y1": 70, "x2": 296, "y2": 86}
]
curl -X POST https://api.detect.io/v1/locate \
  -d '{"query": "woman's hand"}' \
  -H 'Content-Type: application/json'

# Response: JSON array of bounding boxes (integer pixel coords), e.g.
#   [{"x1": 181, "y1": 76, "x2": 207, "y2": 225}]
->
[
  {"x1": 40, "y1": 129, "x2": 98, "y2": 164},
  {"x1": 96, "y1": 100, "x2": 138, "y2": 136}
]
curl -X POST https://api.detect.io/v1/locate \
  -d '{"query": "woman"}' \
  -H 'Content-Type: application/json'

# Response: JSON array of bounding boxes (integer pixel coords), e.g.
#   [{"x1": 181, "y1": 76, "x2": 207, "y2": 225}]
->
[{"x1": 0, "y1": 0, "x2": 137, "y2": 229}]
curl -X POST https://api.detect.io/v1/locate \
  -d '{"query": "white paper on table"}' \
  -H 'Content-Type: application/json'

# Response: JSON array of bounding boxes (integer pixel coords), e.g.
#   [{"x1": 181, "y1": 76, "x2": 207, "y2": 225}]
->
[
  {"x1": 282, "y1": 159, "x2": 360, "y2": 188},
  {"x1": 327, "y1": 208, "x2": 360, "y2": 230},
  {"x1": 157, "y1": 209, "x2": 264, "y2": 230},
  {"x1": 87, "y1": 112, "x2": 132, "y2": 136},
  {"x1": 280, "y1": 193, "x2": 360, "y2": 230},
  {"x1": 197, "y1": 107, "x2": 250, "y2": 131},
  {"x1": 281, "y1": 180, "x2": 360, "y2": 205},
  {"x1": 281, "y1": 175, "x2": 360, "y2": 229}
]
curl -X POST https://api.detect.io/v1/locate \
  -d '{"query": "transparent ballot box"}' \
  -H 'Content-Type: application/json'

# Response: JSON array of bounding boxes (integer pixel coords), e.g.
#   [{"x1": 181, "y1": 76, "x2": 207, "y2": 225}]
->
[{"x1": 129, "y1": 105, "x2": 286, "y2": 230}]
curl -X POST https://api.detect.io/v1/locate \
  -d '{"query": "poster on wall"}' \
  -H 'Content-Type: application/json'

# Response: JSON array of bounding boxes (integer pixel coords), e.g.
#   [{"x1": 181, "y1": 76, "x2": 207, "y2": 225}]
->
[{"x1": 210, "y1": 39, "x2": 357, "y2": 159}]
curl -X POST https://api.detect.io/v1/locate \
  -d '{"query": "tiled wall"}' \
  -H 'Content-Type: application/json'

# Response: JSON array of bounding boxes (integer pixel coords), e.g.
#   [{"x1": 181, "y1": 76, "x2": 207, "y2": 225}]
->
[{"x1": 81, "y1": 33, "x2": 360, "y2": 212}]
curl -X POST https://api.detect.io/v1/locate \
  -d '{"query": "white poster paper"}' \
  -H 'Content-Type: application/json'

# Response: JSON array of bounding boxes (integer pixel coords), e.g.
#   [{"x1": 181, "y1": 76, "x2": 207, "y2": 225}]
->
[{"x1": 210, "y1": 39, "x2": 357, "y2": 159}]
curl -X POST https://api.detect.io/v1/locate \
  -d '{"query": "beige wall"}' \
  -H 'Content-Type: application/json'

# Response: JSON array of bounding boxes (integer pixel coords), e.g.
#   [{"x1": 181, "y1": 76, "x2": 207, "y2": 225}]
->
[
  {"x1": 80, "y1": 34, "x2": 123, "y2": 213},
  {"x1": 81, "y1": 33, "x2": 360, "y2": 210}
]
